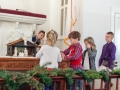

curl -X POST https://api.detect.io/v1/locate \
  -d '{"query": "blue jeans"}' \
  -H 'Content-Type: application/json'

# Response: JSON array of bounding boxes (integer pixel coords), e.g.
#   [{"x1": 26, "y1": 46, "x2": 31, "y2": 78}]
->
[
  {"x1": 45, "y1": 84, "x2": 54, "y2": 90},
  {"x1": 70, "y1": 69, "x2": 83, "y2": 90},
  {"x1": 70, "y1": 80, "x2": 82, "y2": 90}
]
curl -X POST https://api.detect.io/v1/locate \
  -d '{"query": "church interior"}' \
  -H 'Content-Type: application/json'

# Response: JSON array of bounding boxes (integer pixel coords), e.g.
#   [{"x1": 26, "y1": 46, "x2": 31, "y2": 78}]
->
[{"x1": 0, "y1": 0, "x2": 120, "y2": 90}]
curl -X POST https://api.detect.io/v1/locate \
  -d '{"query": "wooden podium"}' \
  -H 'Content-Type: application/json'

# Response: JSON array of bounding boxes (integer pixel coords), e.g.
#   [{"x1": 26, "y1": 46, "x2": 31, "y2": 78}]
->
[{"x1": 0, "y1": 57, "x2": 70, "y2": 71}]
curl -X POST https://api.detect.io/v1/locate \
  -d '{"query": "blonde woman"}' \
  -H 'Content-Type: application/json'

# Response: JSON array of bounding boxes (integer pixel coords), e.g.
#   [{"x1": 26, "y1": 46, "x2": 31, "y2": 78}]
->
[
  {"x1": 36, "y1": 30, "x2": 62, "y2": 90},
  {"x1": 82, "y1": 37, "x2": 97, "y2": 70}
]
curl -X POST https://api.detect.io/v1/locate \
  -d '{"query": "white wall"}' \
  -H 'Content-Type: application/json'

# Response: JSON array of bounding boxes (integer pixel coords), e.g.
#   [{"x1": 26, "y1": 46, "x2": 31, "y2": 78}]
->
[
  {"x1": 82, "y1": 0, "x2": 120, "y2": 67},
  {"x1": 49, "y1": 0, "x2": 65, "y2": 50}
]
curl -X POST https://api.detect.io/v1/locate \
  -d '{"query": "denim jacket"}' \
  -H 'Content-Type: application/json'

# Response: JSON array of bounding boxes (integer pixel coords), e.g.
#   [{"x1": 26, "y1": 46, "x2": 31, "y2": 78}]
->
[{"x1": 82, "y1": 48, "x2": 97, "y2": 70}]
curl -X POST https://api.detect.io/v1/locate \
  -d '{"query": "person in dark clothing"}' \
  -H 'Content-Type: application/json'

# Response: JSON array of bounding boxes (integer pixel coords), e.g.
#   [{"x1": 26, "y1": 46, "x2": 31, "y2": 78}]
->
[
  {"x1": 99, "y1": 32, "x2": 116, "y2": 90},
  {"x1": 32, "y1": 30, "x2": 45, "y2": 45}
]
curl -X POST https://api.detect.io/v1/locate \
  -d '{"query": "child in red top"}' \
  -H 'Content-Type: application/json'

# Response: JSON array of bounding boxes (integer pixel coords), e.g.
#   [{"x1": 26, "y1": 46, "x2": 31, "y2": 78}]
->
[
  {"x1": 61, "y1": 31, "x2": 82, "y2": 90},
  {"x1": 62, "y1": 31, "x2": 82, "y2": 69}
]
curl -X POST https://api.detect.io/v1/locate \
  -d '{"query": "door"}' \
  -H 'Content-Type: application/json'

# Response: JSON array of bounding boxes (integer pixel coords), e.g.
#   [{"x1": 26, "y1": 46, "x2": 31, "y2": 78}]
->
[{"x1": 114, "y1": 13, "x2": 120, "y2": 68}]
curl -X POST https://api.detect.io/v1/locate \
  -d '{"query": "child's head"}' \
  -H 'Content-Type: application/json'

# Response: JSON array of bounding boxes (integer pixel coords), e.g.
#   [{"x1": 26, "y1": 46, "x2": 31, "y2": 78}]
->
[
  {"x1": 84, "y1": 37, "x2": 96, "y2": 50},
  {"x1": 105, "y1": 32, "x2": 114, "y2": 43},
  {"x1": 37, "y1": 30, "x2": 45, "y2": 40},
  {"x1": 47, "y1": 30, "x2": 58, "y2": 46},
  {"x1": 68, "y1": 31, "x2": 81, "y2": 45}
]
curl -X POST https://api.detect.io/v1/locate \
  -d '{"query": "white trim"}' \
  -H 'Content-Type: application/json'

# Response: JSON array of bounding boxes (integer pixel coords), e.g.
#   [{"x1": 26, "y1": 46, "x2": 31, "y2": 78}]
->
[
  {"x1": 0, "y1": 13, "x2": 46, "y2": 25},
  {"x1": 111, "y1": 7, "x2": 120, "y2": 32},
  {"x1": 110, "y1": 7, "x2": 120, "y2": 42},
  {"x1": 59, "y1": 0, "x2": 68, "y2": 39},
  {"x1": 58, "y1": 0, "x2": 64, "y2": 39}
]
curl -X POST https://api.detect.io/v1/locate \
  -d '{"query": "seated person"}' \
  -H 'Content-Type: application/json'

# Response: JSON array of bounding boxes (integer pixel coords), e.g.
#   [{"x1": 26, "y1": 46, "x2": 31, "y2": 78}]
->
[{"x1": 32, "y1": 30, "x2": 45, "y2": 46}]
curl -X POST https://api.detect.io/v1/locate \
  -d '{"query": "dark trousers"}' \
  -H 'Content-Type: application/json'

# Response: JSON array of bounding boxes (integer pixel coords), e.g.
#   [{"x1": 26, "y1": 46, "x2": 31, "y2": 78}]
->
[
  {"x1": 103, "y1": 61, "x2": 114, "y2": 90},
  {"x1": 45, "y1": 84, "x2": 54, "y2": 90},
  {"x1": 45, "y1": 82, "x2": 60, "y2": 90}
]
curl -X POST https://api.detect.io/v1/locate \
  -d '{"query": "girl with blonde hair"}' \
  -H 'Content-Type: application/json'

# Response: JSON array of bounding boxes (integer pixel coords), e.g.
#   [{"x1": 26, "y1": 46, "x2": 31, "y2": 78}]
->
[
  {"x1": 82, "y1": 37, "x2": 97, "y2": 90},
  {"x1": 82, "y1": 37, "x2": 97, "y2": 70},
  {"x1": 36, "y1": 30, "x2": 62, "y2": 90}
]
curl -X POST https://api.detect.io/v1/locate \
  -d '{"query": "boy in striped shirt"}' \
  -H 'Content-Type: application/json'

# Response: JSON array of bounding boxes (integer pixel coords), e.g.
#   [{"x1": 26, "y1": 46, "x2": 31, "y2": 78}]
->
[{"x1": 61, "y1": 31, "x2": 83, "y2": 90}]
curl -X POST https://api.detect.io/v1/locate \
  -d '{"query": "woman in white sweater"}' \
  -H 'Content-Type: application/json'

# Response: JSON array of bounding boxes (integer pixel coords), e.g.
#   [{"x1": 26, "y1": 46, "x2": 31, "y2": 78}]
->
[{"x1": 36, "y1": 30, "x2": 62, "y2": 90}]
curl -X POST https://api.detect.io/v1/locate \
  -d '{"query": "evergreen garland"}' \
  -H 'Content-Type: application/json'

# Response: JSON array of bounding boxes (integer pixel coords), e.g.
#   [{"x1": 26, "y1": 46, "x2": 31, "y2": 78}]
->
[
  {"x1": 50, "y1": 68, "x2": 75, "y2": 85},
  {"x1": 99, "y1": 70, "x2": 109, "y2": 82},
  {"x1": 0, "y1": 69, "x2": 44, "y2": 90},
  {"x1": 75, "y1": 70, "x2": 92, "y2": 82},
  {"x1": 0, "y1": 62, "x2": 119, "y2": 89},
  {"x1": 27, "y1": 62, "x2": 53, "y2": 86},
  {"x1": 86, "y1": 70, "x2": 103, "y2": 79},
  {"x1": 111, "y1": 68, "x2": 120, "y2": 75}
]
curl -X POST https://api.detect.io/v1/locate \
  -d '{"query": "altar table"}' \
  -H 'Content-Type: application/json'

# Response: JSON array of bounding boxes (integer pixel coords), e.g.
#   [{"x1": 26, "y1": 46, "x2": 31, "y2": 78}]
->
[{"x1": 0, "y1": 56, "x2": 70, "y2": 71}]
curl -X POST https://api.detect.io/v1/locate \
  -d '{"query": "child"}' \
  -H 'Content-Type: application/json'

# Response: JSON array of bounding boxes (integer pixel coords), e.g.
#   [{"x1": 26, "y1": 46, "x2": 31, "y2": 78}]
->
[
  {"x1": 99, "y1": 32, "x2": 116, "y2": 69},
  {"x1": 99, "y1": 32, "x2": 116, "y2": 90},
  {"x1": 82, "y1": 37, "x2": 97, "y2": 70},
  {"x1": 82, "y1": 37, "x2": 97, "y2": 90},
  {"x1": 36, "y1": 30, "x2": 62, "y2": 90},
  {"x1": 32, "y1": 30, "x2": 45, "y2": 46},
  {"x1": 61, "y1": 31, "x2": 83, "y2": 90}
]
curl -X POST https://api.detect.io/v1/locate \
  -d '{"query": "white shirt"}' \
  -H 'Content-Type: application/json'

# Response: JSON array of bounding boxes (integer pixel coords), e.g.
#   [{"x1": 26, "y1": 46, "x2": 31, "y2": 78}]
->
[
  {"x1": 83, "y1": 51, "x2": 90, "y2": 69},
  {"x1": 36, "y1": 45, "x2": 62, "y2": 68}
]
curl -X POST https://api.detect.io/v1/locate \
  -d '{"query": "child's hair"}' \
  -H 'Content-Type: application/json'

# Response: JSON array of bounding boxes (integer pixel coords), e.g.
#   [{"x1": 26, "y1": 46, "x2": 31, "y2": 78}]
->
[
  {"x1": 68, "y1": 31, "x2": 81, "y2": 40},
  {"x1": 84, "y1": 37, "x2": 96, "y2": 50},
  {"x1": 33, "y1": 31, "x2": 35, "y2": 34},
  {"x1": 47, "y1": 30, "x2": 58, "y2": 46},
  {"x1": 106, "y1": 32, "x2": 114, "y2": 37},
  {"x1": 39, "y1": 30, "x2": 45, "y2": 34}
]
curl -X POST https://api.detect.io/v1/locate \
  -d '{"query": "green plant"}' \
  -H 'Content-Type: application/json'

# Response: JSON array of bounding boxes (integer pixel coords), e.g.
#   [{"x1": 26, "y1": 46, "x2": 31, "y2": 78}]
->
[
  {"x1": 111, "y1": 68, "x2": 120, "y2": 75},
  {"x1": 99, "y1": 70, "x2": 109, "y2": 82},
  {"x1": 86, "y1": 70, "x2": 103, "y2": 79},
  {"x1": 27, "y1": 62, "x2": 53, "y2": 86},
  {"x1": 75, "y1": 70, "x2": 92, "y2": 82},
  {"x1": 59, "y1": 68, "x2": 76, "y2": 85},
  {"x1": 0, "y1": 69, "x2": 44, "y2": 90}
]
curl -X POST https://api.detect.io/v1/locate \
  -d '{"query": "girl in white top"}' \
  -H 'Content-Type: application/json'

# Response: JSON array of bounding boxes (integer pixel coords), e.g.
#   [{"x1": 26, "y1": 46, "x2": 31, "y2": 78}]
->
[{"x1": 36, "y1": 30, "x2": 62, "y2": 68}]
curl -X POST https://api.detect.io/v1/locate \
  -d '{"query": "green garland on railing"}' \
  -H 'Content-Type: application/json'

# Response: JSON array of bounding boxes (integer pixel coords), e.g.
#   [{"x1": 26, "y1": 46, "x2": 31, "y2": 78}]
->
[
  {"x1": 0, "y1": 62, "x2": 120, "y2": 90},
  {"x1": 75, "y1": 70, "x2": 92, "y2": 82},
  {"x1": 50, "y1": 68, "x2": 75, "y2": 85},
  {"x1": 27, "y1": 62, "x2": 53, "y2": 86},
  {"x1": 86, "y1": 70, "x2": 103, "y2": 80},
  {"x1": 0, "y1": 68, "x2": 44, "y2": 90},
  {"x1": 99, "y1": 70, "x2": 109, "y2": 82},
  {"x1": 111, "y1": 68, "x2": 120, "y2": 75}
]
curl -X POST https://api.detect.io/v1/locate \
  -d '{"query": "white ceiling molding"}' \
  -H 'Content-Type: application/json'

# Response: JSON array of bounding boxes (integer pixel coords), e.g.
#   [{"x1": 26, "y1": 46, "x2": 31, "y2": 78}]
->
[{"x1": 0, "y1": 12, "x2": 47, "y2": 25}]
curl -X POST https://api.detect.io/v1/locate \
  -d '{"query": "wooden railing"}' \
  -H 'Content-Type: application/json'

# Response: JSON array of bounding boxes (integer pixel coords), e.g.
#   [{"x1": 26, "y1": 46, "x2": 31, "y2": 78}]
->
[
  {"x1": 0, "y1": 57, "x2": 119, "y2": 90},
  {"x1": 0, "y1": 75, "x2": 119, "y2": 90}
]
